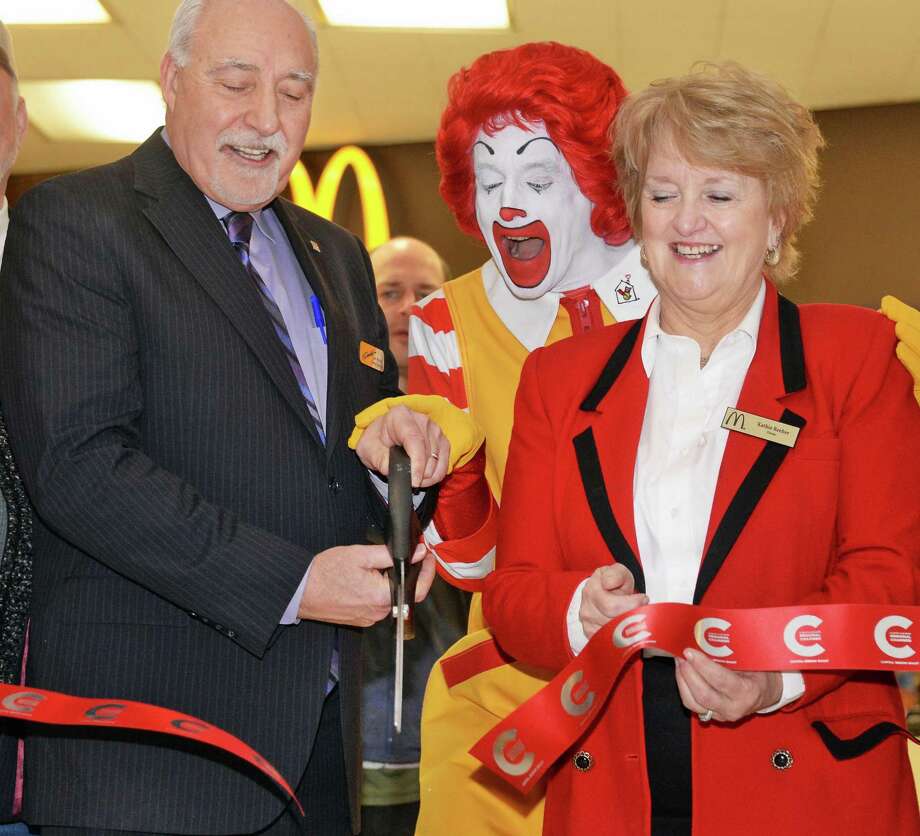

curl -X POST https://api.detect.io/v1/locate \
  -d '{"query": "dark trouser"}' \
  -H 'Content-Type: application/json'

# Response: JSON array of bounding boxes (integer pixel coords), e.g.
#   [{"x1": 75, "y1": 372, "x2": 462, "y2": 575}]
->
[
  {"x1": 643, "y1": 656, "x2": 692, "y2": 836},
  {"x1": 41, "y1": 687, "x2": 351, "y2": 836},
  {"x1": 358, "y1": 802, "x2": 419, "y2": 836}
]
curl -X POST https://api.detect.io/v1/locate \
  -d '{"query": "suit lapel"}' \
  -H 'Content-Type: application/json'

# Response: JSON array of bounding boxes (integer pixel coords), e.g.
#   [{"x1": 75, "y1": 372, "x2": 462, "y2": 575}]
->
[
  {"x1": 133, "y1": 134, "x2": 323, "y2": 443},
  {"x1": 574, "y1": 319, "x2": 647, "y2": 591},
  {"x1": 271, "y1": 199, "x2": 350, "y2": 455},
  {"x1": 693, "y1": 288, "x2": 807, "y2": 602}
]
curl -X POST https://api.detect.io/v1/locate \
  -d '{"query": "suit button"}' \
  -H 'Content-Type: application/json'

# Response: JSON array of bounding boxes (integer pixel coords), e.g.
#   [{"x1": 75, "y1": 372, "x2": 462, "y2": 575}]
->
[
  {"x1": 227, "y1": 630, "x2": 236, "y2": 639},
  {"x1": 328, "y1": 477, "x2": 341, "y2": 494},
  {"x1": 573, "y1": 751, "x2": 593, "y2": 772},
  {"x1": 189, "y1": 611, "x2": 198, "y2": 618},
  {"x1": 771, "y1": 748, "x2": 793, "y2": 770}
]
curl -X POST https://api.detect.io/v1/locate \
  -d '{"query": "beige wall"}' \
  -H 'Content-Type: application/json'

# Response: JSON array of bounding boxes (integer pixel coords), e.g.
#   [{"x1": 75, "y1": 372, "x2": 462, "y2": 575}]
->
[
  {"x1": 794, "y1": 103, "x2": 920, "y2": 309},
  {"x1": 10, "y1": 101, "x2": 919, "y2": 308}
]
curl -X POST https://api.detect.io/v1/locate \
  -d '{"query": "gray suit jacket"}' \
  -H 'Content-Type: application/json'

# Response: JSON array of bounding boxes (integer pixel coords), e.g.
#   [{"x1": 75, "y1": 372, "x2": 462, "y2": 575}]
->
[{"x1": 0, "y1": 131, "x2": 398, "y2": 832}]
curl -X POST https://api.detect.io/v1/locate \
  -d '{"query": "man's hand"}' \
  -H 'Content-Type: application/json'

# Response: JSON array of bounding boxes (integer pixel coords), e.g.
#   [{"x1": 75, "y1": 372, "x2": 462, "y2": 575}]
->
[
  {"x1": 675, "y1": 648, "x2": 783, "y2": 722},
  {"x1": 579, "y1": 564, "x2": 648, "y2": 641},
  {"x1": 354, "y1": 405, "x2": 450, "y2": 487},
  {"x1": 298, "y1": 542, "x2": 437, "y2": 626}
]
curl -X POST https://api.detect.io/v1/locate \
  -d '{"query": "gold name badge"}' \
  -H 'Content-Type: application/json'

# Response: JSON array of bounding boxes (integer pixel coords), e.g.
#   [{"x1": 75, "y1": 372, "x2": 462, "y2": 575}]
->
[
  {"x1": 721, "y1": 408, "x2": 800, "y2": 448},
  {"x1": 359, "y1": 340, "x2": 385, "y2": 372}
]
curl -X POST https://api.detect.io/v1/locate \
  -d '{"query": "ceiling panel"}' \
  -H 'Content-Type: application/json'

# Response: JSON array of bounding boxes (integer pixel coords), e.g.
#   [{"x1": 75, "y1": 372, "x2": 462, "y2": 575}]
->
[
  {"x1": 8, "y1": 0, "x2": 920, "y2": 174},
  {"x1": 805, "y1": 0, "x2": 920, "y2": 107},
  {"x1": 718, "y1": 0, "x2": 832, "y2": 99},
  {"x1": 11, "y1": 23, "x2": 154, "y2": 79},
  {"x1": 616, "y1": 0, "x2": 724, "y2": 91}
]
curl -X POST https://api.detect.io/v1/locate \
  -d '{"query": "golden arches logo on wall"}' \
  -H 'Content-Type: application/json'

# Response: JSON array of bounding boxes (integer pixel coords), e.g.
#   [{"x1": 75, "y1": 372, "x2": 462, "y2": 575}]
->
[{"x1": 289, "y1": 146, "x2": 391, "y2": 250}]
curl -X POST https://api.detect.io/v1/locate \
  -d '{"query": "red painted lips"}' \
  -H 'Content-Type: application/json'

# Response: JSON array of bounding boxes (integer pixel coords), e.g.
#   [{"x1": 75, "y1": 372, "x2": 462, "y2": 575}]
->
[{"x1": 493, "y1": 220, "x2": 552, "y2": 288}]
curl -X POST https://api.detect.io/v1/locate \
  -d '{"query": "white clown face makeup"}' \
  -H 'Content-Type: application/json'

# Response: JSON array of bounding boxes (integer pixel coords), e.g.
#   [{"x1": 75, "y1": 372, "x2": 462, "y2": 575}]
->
[{"x1": 473, "y1": 120, "x2": 603, "y2": 299}]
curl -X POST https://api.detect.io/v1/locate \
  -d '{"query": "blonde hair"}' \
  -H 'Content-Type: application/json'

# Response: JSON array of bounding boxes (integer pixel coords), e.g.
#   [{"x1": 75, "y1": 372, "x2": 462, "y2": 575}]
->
[{"x1": 613, "y1": 62, "x2": 824, "y2": 283}]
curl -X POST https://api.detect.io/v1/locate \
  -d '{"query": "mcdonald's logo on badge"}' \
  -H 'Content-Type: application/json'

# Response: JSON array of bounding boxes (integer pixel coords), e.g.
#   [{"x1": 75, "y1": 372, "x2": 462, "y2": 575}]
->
[
  {"x1": 694, "y1": 617, "x2": 733, "y2": 658},
  {"x1": 560, "y1": 670, "x2": 595, "y2": 717},
  {"x1": 720, "y1": 407, "x2": 800, "y2": 447},
  {"x1": 783, "y1": 614, "x2": 826, "y2": 658},
  {"x1": 289, "y1": 146, "x2": 391, "y2": 250},
  {"x1": 492, "y1": 729, "x2": 536, "y2": 777},
  {"x1": 722, "y1": 408, "x2": 746, "y2": 431},
  {"x1": 874, "y1": 615, "x2": 915, "y2": 660}
]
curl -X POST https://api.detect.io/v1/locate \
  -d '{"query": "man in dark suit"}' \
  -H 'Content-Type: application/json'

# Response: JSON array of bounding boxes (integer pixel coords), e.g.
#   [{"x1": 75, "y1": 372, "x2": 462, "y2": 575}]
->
[{"x1": 0, "y1": 1, "x2": 448, "y2": 833}]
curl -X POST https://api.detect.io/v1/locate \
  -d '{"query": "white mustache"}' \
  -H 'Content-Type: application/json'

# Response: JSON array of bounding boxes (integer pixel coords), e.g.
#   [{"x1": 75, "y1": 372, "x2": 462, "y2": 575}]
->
[{"x1": 217, "y1": 129, "x2": 288, "y2": 156}]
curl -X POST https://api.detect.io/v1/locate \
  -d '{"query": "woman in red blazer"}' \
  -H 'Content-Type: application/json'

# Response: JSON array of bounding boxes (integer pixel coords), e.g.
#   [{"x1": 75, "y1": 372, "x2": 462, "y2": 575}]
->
[{"x1": 483, "y1": 63, "x2": 920, "y2": 836}]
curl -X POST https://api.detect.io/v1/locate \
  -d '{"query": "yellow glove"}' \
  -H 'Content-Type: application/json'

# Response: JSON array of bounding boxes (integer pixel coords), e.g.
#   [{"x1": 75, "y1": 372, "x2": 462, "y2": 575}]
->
[
  {"x1": 348, "y1": 394, "x2": 485, "y2": 473},
  {"x1": 881, "y1": 295, "x2": 920, "y2": 407}
]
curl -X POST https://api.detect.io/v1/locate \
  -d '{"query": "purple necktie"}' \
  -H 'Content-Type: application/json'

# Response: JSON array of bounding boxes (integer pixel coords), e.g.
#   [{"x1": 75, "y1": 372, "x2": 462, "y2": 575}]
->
[
  {"x1": 224, "y1": 212, "x2": 325, "y2": 444},
  {"x1": 225, "y1": 212, "x2": 339, "y2": 690}
]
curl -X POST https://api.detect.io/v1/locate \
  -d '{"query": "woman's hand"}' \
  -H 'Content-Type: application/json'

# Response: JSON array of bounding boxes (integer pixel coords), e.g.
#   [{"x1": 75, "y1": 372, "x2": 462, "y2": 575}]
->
[
  {"x1": 579, "y1": 564, "x2": 648, "y2": 641},
  {"x1": 675, "y1": 648, "x2": 783, "y2": 722}
]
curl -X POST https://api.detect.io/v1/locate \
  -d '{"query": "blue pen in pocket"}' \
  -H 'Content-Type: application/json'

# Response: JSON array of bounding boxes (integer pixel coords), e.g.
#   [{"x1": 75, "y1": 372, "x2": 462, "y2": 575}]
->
[{"x1": 310, "y1": 294, "x2": 327, "y2": 345}]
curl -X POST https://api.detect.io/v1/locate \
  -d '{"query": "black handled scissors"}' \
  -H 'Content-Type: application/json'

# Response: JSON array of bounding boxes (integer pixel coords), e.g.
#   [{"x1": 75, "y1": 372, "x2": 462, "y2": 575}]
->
[{"x1": 385, "y1": 446, "x2": 422, "y2": 732}]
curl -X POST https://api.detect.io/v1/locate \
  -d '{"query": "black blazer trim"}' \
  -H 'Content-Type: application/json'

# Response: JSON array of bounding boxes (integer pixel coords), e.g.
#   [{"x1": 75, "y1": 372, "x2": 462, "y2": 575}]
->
[
  {"x1": 692, "y1": 294, "x2": 808, "y2": 601},
  {"x1": 778, "y1": 294, "x2": 806, "y2": 394},
  {"x1": 573, "y1": 428, "x2": 645, "y2": 594},
  {"x1": 572, "y1": 291, "x2": 811, "y2": 604},
  {"x1": 580, "y1": 320, "x2": 643, "y2": 411},
  {"x1": 692, "y1": 408, "x2": 805, "y2": 603},
  {"x1": 811, "y1": 720, "x2": 911, "y2": 760}
]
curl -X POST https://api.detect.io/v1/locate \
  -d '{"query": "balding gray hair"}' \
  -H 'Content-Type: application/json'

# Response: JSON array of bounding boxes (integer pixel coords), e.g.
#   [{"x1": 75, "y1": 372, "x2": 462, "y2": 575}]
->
[{"x1": 167, "y1": 0, "x2": 318, "y2": 69}]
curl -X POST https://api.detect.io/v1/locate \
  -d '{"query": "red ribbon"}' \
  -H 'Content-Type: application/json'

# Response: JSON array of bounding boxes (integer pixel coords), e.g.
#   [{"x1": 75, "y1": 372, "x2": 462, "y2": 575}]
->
[
  {"x1": 470, "y1": 602, "x2": 920, "y2": 793},
  {"x1": 0, "y1": 683, "x2": 303, "y2": 815}
]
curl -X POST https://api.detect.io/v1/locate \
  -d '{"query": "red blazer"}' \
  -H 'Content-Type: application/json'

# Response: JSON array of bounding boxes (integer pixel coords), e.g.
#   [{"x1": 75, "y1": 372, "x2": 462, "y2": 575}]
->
[{"x1": 484, "y1": 285, "x2": 920, "y2": 836}]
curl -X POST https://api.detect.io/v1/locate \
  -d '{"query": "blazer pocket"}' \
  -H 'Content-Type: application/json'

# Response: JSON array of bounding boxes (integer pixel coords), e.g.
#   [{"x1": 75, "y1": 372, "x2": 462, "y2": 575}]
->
[
  {"x1": 791, "y1": 437, "x2": 841, "y2": 462},
  {"x1": 811, "y1": 713, "x2": 907, "y2": 760}
]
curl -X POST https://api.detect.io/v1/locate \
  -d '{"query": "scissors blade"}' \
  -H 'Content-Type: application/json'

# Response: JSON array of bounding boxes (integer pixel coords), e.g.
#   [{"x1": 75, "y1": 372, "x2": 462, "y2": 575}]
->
[{"x1": 394, "y1": 561, "x2": 406, "y2": 733}]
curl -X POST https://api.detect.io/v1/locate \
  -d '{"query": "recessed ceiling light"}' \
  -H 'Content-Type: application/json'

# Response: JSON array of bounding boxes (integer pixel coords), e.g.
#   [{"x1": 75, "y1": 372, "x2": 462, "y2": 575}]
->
[
  {"x1": 0, "y1": 1, "x2": 111, "y2": 25},
  {"x1": 318, "y1": 0, "x2": 509, "y2": 29},
  {"x1": 21, "y1": 80, "x2": 164, "y2": 144}
]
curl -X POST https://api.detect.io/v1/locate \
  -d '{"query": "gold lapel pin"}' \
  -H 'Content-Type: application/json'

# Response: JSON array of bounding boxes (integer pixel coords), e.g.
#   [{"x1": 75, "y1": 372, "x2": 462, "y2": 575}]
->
[{"x1": 310, "y1": 240, "x2": 322, "y2": 253}]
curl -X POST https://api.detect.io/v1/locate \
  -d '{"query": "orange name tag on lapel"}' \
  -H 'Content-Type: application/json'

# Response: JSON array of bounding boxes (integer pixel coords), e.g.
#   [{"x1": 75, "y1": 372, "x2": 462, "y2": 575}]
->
[{"x1": 359, "y1": 341, "x2": 385, "y2": 372}]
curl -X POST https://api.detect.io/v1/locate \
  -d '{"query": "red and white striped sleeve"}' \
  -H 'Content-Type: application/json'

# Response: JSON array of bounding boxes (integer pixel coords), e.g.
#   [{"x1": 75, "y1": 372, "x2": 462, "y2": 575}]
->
[
  {"x1": 408, "y1": 291, "x2": 467, "y2": 409},
  {"x1": 409, "y1": 291, "x2": 496, "y2": 590}
]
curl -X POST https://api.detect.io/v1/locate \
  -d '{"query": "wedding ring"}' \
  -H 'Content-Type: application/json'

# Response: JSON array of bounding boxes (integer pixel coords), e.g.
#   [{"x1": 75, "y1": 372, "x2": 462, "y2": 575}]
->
[
  {"x1": 430, "y1": 450, "x2": 440, "y2": 460},
  {"x1": 698, "y1": 709, "x2": 713, "y2": 723}
]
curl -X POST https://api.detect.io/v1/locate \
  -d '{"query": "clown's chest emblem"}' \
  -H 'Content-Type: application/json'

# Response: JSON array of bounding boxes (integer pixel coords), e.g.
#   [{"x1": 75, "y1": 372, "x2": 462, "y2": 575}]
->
[{"x1": 615, "y1": 275, "x2": 638, "y2": 304}]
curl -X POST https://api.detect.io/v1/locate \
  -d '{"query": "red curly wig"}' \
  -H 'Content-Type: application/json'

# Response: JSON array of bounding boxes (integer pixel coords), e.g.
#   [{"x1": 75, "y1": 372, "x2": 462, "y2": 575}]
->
[{"x1": 436, "y1": 42, "x2": 632, "y2": 246}]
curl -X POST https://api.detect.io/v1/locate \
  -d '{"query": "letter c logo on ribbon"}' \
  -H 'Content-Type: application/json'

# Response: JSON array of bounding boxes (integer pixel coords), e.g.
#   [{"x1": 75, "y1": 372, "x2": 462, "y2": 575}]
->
[
  {"x1": 0, "y1": 692, "x2": 44, "y2": 714},
  {"x1": 874, "y1": 615, "x2": 915, "y2": 659},
  {"x1": 783, "y1": 614, "x2": 825, "y2": 657},
  {"x1": 492, "y1": 729, "x2": 535, "y2": 777},
  {"x1": 170, "y1": 718, "x2": 210, "y2": 735},
  {"x1": 613, "y1": 613, "x2": 652, "y2": 648},
  {"x1": 560, "y1": 670, "x2": 595, "y2": 717},
  {"x1": 84, "y1": 703, "x2": 126, "y2": 723},
  {"x1": 693, "y1": 617, "x2": 733, "y2": 658}
]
